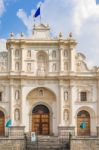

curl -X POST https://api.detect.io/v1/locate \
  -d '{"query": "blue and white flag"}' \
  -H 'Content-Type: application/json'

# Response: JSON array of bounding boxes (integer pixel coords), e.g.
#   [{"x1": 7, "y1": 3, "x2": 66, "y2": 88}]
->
[{"x1": 34, "y1": 7, "x2": 40, "y2": 18}]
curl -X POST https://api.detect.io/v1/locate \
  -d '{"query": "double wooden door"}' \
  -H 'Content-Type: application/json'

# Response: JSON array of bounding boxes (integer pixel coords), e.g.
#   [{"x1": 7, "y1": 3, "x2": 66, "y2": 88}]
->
[
  {"x1": 0, "y1": 111, "x2": 5, "y2": 136},
  {"x1": 77, "y1": 110, "x2": 90, "y2": 136},
  {"x1": 32, "y1": 114, "x2": 49, "y2": 135}
]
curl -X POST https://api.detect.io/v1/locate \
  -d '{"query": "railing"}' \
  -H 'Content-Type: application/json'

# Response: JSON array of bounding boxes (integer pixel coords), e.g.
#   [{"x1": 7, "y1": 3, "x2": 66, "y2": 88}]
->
[{"x1": 24, "y1": 132, "x2": 72, "y2": 150}]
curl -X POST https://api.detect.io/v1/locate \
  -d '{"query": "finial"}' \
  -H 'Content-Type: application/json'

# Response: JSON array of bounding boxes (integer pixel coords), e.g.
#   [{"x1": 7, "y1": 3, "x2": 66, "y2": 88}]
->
[
  {"x1": 20, "y1": 32, "x2": 24, "y2": 37},
  {"x1": 69, "y1": 32, "x2": 72, "y2": 38},
  {"x1": 10, "y1": 32, "x2": 14, "y2": 38},
  {"x1": 59, "y1": 32, "x2": 62, "y2": 38}
]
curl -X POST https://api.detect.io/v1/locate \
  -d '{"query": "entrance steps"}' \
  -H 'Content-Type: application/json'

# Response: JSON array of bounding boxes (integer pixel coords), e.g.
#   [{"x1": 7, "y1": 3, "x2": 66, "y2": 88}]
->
[{"x1": 26, "y1": 135, "x2": 70, "y2": 150}]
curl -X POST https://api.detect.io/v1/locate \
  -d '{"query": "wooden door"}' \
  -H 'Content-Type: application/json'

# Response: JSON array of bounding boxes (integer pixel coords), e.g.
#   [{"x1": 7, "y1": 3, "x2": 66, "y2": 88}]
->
[
  {"x1": 0, "y1": 111, "x2": 5, "y2": 136},
  {"x1": 77, "y1": 110, "x2": 90, "y2": 136},
  {"x1": 32, "y1": 105, "x2": 49, "y2": 135}
]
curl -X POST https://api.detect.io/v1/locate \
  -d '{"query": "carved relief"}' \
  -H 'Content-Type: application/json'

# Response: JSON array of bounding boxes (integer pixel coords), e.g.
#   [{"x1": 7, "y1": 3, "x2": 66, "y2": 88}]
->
[
  {"x1": 76, "y1": 53, "x2": 89, "y2": 72},
  {"x1": 27, "y1": 87, "x2": 56, "y2": 104}
]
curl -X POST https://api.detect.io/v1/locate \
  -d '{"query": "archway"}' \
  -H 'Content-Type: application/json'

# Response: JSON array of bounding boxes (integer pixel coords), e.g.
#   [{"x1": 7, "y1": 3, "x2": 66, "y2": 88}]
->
[
  {"x1": 77, "y1": 110, "x2": 90, "y2": 136},
  {"x1": 0, "y1": 110, "x2": 5, "y2": 136},
  {"x1": 32, "y1": 104, "x2": 50, "y2": 135}
]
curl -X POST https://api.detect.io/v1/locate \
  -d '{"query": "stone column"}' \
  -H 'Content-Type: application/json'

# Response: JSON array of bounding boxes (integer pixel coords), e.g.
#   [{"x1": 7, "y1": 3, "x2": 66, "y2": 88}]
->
[
  {"x1": 10, "y1": 48, "x2": 14, "y2": 72},
  {"x1": 59, "y1": 46, "x2": 64, "y2": 73},
  {"x1": 10, "y1": 80, "x2": 14, "y2": 125},
  {"x1": 21, "y1": 47, "x2": 24, "y2": 72},
  {"x1": 59, "y1": 84, "x2": 64, "y2": 126}
]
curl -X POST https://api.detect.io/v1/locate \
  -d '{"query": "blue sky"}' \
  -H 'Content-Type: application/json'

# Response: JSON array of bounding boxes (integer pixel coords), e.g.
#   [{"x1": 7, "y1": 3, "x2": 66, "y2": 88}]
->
[
  {"x1": 0, "y1": 0, "x2": 99, "y2": 67},
  {"x1": 0, "y1": 0, "x2": 44, "y2": 38}
]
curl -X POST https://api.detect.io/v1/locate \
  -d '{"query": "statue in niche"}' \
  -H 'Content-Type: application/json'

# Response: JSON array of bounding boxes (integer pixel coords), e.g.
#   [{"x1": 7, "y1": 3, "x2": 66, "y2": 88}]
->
[
  {"x1": 64, "y1": 91, "x2": 68, "y2": 101},
  {"x1": 39, "y1": 89, "x2": 43, "y2": 96},
  {"x1": 15, "y1": 90, "x2": 20, "y2": 100},
  {"x1": 64, "y1": 110, "x2": 69, "y2": 121},
  {"x1": 15, "y1": 109, "x2": 20, "y2": 121}
]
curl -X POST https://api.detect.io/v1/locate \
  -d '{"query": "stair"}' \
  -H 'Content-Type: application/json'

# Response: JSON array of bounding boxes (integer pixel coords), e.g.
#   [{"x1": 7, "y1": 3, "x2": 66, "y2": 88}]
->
[{"x1": 25, "y1": 135, "x2": 70, "y2": 150}]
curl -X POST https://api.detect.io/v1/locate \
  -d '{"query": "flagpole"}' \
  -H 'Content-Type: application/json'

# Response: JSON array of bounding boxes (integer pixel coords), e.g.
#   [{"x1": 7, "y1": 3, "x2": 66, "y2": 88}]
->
[{"x1": 40, "y1": 4, "x2": 41, "y2": 24}]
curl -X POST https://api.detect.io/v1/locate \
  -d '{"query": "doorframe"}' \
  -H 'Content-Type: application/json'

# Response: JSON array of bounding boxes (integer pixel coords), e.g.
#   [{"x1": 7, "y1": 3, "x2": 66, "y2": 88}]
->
[{"x1": 29, "y1": 102, "x2": 53, "y2": 135}]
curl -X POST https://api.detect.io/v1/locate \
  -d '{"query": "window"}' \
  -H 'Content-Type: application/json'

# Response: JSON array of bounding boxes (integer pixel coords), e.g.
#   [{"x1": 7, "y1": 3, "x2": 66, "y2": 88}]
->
[
  {"x1": 52, "y1": 50, "x2": 56, "y2": 58},
  {"x1": 52, "y1": 63, "x2": 56, "y2": 71},
  {"x1": 64, "y1": 62, "x2": 68, "y2": 71},
  {"x1": 80, "y1": 92, "x2": 87, "y2": 101},
  {"x1": 0, "y1": 92, "x2": 2, "y2": 101},
  {"x1": 64, "y1": 50, "x2": 68, "y2": 57},
  {"x1": 27, "y1": 63, "x2": 31, "y2": 72},
  {"x1": 15, "y1": 49, "x2": 19, "y2": 57},
  {"x1": 27, "y1": 50, "x2": 31, "y2": 58},
  {"x1": 15, "y1": 62, "x2": 19, "y2": 71}
]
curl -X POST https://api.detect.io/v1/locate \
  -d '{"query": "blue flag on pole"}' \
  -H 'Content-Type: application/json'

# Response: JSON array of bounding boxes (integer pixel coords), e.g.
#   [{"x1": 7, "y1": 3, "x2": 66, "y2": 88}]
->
[
  {"x1": 5, "y1": 119, "x2": 12, "y2": 128},
  {"x1": 34, "y1": 7, "x2": 40, "y2": 18}
]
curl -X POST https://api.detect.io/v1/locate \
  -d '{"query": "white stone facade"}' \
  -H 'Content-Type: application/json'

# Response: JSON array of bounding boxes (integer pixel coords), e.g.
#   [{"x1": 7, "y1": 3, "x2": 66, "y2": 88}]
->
[{"x1": 0, "y1": 24, "x2": 99, "y2": 136}]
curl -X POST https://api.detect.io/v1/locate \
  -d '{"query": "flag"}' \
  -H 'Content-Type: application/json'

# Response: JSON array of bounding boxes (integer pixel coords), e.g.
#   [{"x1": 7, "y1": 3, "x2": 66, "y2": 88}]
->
[
  {"x1": 80, "y1": 122, "x2": 86, "y2": 129},
  {"x1": 34, "y1": 7, "x2": 40, "y2": 18},
  {"x1": 5, "y1": 119, "x2": 12, "y2": 128}
]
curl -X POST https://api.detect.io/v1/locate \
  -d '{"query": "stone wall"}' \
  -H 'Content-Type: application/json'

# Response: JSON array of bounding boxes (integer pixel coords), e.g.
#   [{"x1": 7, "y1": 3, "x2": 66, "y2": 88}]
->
[
  {"x1": 0, "y1": 138, "x2": 25, "y2": 150},
  {"x1": 71, "y1": 137, "x2": 99, "y2": 150}
]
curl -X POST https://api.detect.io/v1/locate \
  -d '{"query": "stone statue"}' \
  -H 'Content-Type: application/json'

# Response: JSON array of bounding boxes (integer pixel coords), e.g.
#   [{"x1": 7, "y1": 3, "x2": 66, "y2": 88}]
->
[
  {"x1": 64, "y1": 110, "x2": 69, "y2": 121},
  {"x1": 15, "y1": 109, "x2": 20, "y2": 121}
]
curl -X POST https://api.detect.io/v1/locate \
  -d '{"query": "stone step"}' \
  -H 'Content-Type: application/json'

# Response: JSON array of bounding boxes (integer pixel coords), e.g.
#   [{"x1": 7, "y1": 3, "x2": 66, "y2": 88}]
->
[{"x1": 26, "y1": 135, "x2": 70, "y2": 150}]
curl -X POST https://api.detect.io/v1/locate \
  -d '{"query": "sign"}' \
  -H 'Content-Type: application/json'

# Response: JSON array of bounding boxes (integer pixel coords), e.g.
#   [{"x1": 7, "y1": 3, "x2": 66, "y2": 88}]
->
[{"x1": 31, "y1": 132, "x2": 36, "y2": 141}]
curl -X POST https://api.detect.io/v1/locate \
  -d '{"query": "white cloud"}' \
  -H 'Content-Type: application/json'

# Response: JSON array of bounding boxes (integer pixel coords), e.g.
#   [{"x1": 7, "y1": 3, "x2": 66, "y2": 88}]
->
[
  {"x1": 16, "y1": 0, "x2": 99, "y2": 66},
  {"x1": 0, "y1": 39, "x2": 6, "y2": 51},
  {"x1": 0, "y1": 0, "x2": 5, "y2": 16}
]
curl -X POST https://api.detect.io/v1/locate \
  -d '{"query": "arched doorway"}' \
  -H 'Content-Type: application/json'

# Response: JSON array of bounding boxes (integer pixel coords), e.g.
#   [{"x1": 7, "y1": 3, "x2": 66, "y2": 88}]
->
[
  {"x1": 32, "y1": 104, "x2": 50, "y2": 135},
  {"x1": 0, "y1": 111, "x2": 5, "y2": 136},
  {"x1": 77, "y1": 110, "x2": 90, "y2": 136}
]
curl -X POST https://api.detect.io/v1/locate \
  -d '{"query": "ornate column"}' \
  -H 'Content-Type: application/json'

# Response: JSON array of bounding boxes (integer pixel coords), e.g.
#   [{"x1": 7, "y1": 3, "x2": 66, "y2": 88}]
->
[
  {"x1": 10, "y1": 47, "x2": 14, "y2": 72},
  {"x1": 10, "y1": 80, "x2": 14, "y2": 125},
  {"x1": 59, "y1": 44, "x2": 64, "y2": 73},
  {"x1": 59, "y1": 84, "x2": 64, "y2": 125},
  {"x1": 21, "y1": 46, "x2": 25, "y2": 72}
]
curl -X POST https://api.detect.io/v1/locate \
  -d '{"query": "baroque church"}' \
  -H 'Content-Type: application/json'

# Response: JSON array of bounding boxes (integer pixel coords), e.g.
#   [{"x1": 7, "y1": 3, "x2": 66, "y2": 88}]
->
[{"x1": 0, "y1": 23, "x2": 99, "y2": 137}]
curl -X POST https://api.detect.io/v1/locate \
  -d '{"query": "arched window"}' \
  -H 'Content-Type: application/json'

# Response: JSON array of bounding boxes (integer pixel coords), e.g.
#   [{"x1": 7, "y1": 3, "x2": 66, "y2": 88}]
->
[
  {"x1": 14, "y1": 109, "x2": 20, "y2": 121},
  {"x1": 15, "y1": 62, "x2": 19, "y2": 71},
  {"x1": 27, "y1": 63, "x2": 31, "y2": 72},
  {"x1": 64, "y1": 50, "x2": 68, "y2": 57},
  {"x1": 37, "y1": 52, "x2": 48, "y2": 74},
  {"x1": 52, "y1": 50, "x2": 56, "y2": 58}
]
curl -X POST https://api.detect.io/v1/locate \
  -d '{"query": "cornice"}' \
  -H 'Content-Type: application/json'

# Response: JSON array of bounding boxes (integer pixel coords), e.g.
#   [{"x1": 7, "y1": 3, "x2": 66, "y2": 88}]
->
[{"x1": 6, "y1": 38, "x2": 77, "y2": 47}]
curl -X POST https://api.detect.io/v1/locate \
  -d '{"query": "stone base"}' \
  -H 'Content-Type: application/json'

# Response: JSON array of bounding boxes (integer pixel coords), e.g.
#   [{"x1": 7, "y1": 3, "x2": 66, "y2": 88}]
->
[
  {"x1": 9, "y1": 126, "x2": 25, "y2": 138},
  {"x1": 97, "y1": 126, "x2": 99, "y2": 136},
  {"x1": 58, "y1": 126, "x2": 75, "y2": 138}
]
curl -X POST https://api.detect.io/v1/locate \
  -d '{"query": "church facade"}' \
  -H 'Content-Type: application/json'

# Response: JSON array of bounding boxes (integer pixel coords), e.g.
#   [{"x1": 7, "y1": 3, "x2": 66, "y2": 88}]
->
[{"x1": 0, "y1": 24, "x2": 99, "y2": 137}]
